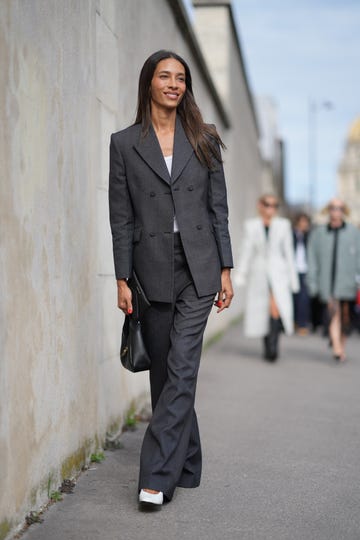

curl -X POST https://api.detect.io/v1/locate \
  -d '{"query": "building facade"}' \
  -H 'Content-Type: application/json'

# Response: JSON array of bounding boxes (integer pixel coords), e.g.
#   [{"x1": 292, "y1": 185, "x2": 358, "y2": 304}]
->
[
  {"x1": 338, "y1": 117, "x2": 360, "y2": 226},
  {"x1": 255, "y1": 96, "x2": 285, "y2": 201}
]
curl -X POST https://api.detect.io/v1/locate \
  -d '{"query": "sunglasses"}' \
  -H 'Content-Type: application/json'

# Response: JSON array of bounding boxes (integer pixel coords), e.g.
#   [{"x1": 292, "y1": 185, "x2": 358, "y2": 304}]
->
[
  {"x1": 262, "y1": 201, "x2": 279, "y2": 209},
  {"x1": 329, "y1": 205, "x2": 344, "y2": 212}
]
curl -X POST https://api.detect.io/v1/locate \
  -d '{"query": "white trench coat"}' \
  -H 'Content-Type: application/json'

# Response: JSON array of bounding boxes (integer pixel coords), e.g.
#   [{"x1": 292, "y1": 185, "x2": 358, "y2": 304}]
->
[{"x1": 235, "y1": 217, "x2": 299, "y2": 337}]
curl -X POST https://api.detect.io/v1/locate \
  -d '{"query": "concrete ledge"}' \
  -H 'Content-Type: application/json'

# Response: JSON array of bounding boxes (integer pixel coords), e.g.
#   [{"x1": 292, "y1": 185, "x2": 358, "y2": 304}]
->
[{"x1": 167, "y1": 0, "x2": 231, "y2": 128}]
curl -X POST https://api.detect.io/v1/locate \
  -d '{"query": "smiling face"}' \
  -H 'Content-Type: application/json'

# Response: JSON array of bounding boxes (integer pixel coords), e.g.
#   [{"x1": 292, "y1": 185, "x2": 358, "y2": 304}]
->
[{"x1": 150, "y1": 58, "x2": 186, "y2": 112}]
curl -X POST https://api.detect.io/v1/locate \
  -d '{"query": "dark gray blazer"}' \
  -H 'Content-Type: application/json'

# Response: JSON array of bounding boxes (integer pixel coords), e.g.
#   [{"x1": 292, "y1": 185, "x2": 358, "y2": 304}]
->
[{"x1": 109, "y1": 116, "x2": 233, "y2": 303}]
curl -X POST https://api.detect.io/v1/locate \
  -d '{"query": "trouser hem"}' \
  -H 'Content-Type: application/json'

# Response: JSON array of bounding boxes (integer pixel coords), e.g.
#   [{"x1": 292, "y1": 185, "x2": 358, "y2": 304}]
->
[{"x1": 177, "y1": 478, "x2": 201, "y2": 489}]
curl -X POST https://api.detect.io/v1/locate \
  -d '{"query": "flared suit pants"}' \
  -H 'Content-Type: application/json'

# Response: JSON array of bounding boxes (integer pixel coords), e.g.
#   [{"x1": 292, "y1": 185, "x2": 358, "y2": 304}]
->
[{"x1": 139, "y1": 233, "x2": 215, "y2": 501}]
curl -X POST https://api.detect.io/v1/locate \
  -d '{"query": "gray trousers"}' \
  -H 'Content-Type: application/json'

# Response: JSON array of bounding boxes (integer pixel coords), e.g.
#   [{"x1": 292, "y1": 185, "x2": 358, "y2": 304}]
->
[{"x1": 139, "y1": 233, "x2": 215, "y2": 501}]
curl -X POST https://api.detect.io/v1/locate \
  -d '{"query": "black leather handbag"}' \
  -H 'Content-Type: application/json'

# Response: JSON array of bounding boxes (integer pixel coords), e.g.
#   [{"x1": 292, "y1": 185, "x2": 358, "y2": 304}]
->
[{"x1": 120, "y1": 272, "x2": 151, "y2": 372}]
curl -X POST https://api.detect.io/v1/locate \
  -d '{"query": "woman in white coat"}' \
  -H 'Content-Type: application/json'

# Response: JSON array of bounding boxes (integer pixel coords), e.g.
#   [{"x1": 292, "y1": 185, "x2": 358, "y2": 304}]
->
[{"x1": 236, "y1": 194, "x2": 299, "y2": 361}]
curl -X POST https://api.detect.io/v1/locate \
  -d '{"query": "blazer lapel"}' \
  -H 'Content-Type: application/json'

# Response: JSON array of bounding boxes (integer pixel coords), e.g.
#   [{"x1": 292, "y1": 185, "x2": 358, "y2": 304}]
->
[
  {"x1": 133, "y1": 124, "x2": 171, "y2": 185},
  {"x1": 171, "y1": 116, "x2": 194, "y2": 184},
  {"x1": 133, "y1": 116, "x2": 194, "y2": 185}
]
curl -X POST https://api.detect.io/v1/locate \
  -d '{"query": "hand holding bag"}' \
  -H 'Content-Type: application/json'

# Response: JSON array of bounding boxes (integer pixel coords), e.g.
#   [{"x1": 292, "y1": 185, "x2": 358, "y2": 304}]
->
[{"x1": 120, "y1": 272, "x2": 151, "y2": 372}]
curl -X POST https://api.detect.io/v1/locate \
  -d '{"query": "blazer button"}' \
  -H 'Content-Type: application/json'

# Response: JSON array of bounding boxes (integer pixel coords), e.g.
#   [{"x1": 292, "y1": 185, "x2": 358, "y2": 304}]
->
[
  {"x1": 150, "y1": 191, "x2": 156, "y2": 197},
  {"x1": 173, "y1": 187, "x2": 179, "y2": 192},
  {"x1": 196, "y1": 225, "x2": 202, "y2": 230},
  {"x1": 149, "y1": 232, "x2": 156, "y2": 237},
  {"x1": 187, "y1": 185, "x2": 194, "y2": 191}
]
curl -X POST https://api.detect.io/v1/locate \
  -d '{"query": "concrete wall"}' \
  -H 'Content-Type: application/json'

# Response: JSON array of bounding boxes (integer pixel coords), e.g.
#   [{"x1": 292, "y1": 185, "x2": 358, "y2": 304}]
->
[
  {"x1": 0, "y1": 3, "x2": 102, "y2": 537},
  {"x1": 0, "y1": 1, "x2": 262, "y2": 536},
  {"x1": 193, "y1": 3, "x2": 263, "y2": 326}
]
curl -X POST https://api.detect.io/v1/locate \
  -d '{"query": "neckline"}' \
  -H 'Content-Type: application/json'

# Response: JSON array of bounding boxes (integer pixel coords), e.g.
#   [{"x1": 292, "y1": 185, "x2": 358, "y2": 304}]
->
[{"x1": 327, "y1": 221, "x2": 346, "y2": 231}]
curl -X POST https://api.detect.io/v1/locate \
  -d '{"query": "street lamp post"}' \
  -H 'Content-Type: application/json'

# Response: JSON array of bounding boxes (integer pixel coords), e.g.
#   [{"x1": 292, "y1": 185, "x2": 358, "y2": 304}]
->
[
  {"x1": 308, "y1": 99, "x2": 316, "y2": 212},
  {"x1": 308, "y1": 99, "x2": 334, "y2": 213}
]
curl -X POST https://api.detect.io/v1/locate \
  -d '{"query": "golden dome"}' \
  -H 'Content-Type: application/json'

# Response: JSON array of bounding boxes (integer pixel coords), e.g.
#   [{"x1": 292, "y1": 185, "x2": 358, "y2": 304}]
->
[{"x1": 348, "y1": 116, "x2": 360, "y2": 142}]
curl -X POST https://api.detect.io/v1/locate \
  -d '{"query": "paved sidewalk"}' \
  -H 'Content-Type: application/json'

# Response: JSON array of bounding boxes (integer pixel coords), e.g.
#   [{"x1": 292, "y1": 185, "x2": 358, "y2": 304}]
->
[{"x1": 22, "y1": 324, "x2": 360, "y2": 540}]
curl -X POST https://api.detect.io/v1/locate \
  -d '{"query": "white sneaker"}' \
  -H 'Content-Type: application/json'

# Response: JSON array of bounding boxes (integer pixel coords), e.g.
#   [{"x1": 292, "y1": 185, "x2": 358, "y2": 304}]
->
[{"x1": 139, "y1": 489, "x2": 164, "y2": 505}]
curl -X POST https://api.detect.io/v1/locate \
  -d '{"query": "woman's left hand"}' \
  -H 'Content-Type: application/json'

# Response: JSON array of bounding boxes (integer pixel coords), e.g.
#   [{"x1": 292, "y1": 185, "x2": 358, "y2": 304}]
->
[{"x1": 215, "y1": 268, "x2": 234, "y2": 313}]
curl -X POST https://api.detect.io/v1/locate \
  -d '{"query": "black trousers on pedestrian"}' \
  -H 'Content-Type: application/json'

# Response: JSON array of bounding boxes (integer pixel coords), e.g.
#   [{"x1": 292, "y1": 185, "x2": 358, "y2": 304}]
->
[
  {"x1": 293, "y1": 273, "x2": 310, "y2": 328},
  {"x1": 139, "y1": 233, "x2": 215, "y2": 501}
]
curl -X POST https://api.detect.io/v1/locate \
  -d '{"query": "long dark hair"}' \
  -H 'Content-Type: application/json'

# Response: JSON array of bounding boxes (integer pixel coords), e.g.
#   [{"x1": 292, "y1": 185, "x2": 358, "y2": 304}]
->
[{"x1": 135, "y1": 50, "x2": 225, "y2": 168}]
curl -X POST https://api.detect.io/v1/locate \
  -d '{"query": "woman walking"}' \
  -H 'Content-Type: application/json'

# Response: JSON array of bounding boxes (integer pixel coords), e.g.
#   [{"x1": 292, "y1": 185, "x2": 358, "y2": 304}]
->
[
  {"x1": 236, "y1": 194, "x2": 299, "y2": 361},
  {"x1": 292, "y1": 212, "x2": 311, "y2": 334},
  {"x1": 109, "y1": 50, "x2": 233, "y2": 507},
  {"x1": 307, "y1": 198, "x2": 360, "y2": 362}
]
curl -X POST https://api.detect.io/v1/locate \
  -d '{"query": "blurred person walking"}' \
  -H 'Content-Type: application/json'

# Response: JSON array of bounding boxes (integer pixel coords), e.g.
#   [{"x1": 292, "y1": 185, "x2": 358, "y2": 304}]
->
[
  {"x1": 236, "y1": 194, "x2": 299, "y2": 361},
  {"x1": 307, "y1": 198, "x2": 360, "y2": 362},
  {"x1": 109, "y1": 50, "x2": 233, "y2": 507},
  {"x1": 292, "y1": 213, "x2": 311, "y2": 334}
]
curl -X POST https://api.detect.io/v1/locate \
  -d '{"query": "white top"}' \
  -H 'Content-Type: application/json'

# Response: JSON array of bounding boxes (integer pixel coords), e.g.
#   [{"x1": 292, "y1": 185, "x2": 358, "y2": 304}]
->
[{"x1": 164, "y1": 155, "x2": 179, "y2": 233}]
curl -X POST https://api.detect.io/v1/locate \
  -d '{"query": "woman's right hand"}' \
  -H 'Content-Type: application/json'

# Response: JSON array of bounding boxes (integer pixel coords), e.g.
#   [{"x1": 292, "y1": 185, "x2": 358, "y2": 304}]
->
[{"x1": 117, "y1": 279, "x2": 133, "y2": 315}]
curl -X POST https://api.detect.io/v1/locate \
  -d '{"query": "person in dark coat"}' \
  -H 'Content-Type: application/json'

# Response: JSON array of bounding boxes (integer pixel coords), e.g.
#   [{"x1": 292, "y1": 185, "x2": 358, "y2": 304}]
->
[
  {"x1": 292, "y1": 213, "x2": 311, "y2": 334},
  {"x1": 109, "y1": 50, "x2": 234, "y2": 507}
]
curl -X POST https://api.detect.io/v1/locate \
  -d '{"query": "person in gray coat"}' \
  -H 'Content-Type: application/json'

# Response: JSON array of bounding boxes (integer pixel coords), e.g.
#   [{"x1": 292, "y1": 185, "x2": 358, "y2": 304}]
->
[
  {"x1": 109, "y1": 50, "x2": 234, "y2": 507},
  {"x1": 307, "y1": 198, "x2": 360, "y2": 361}
]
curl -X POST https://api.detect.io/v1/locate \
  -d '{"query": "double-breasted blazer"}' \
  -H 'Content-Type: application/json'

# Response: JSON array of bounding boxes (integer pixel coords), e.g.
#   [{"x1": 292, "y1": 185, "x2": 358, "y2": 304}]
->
[
  {"x1": 235, "y1": 217, "x2": 299, "y2": 336},
  {"x1": 109, "y1": 116, "x2": 233, "y2": 303}
]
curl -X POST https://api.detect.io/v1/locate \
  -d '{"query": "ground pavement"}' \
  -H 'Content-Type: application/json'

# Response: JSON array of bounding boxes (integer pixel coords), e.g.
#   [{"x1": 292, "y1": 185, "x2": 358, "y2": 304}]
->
[{"x1": 20, "y1": 324, "x2": 360, "y2": 540}]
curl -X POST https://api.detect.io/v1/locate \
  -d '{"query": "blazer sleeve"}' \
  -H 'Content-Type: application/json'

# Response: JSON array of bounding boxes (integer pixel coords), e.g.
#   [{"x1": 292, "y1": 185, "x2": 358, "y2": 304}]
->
[
  {"x1": 207, "y1": 149, "x2": 233, "y2": 268},
  {"x1": 108, "y1": 133, "x2": 134, "y2": 280}
]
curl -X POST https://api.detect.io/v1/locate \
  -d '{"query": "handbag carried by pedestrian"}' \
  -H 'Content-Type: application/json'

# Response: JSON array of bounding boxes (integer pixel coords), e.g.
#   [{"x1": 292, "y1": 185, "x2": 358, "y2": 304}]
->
[{"x1": 120, "y1": 272, "x2": 151, "y2": 372}]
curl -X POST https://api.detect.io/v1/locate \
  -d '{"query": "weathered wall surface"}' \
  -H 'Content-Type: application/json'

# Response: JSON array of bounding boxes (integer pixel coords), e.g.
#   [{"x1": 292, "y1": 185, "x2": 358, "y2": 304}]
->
[
  {"x1": 0, "y1": 1, "x2": 262, "y2": 536},
  {"x1": 0, "y1": 3, "x2": 101, "y2": 537},
  {"x1": 193, "y1": 3, "x2": 263, "y2": 330}
]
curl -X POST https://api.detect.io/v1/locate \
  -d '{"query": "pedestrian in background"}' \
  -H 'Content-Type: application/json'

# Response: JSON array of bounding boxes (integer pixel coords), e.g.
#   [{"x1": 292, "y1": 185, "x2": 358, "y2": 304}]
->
[
  {"x1": 109, "y1": 50, "x2": 233, "y2": 507},
  {"x1": 236, "y1": 194, "x2": 299, "y2": 361},
  {"x1": 307, "y1": 198, "x2": 360, "y2": 362},
  {"x1": 293, "y1": 213, "x2": 311, "y2": 335}
]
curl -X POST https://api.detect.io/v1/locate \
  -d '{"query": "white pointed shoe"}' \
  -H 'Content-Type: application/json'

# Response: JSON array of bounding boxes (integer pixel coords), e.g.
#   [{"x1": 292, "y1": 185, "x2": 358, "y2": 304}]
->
[{"x1": 139, "y1": 489, "x2": 164, "y2": 506}]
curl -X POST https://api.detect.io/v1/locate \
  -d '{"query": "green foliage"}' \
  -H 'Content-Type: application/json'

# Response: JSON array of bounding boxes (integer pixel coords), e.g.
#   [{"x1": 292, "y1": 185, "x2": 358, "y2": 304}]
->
[
  {"x1": 90, "y1": 452, "x2": 105, "y2": 463},
  {"x1": 0, "y1": 519, "x2": 12, "y2": 540},
  {"x1": 25, "y1": 511, "x2": 43, "y2": 525},
  {"x1": 50, "y1": 491, "x2": 63, "y2": 502},
  {"x1": 124, "y1": 403, "x2": 138, "y2": 429},
  {"x1": 61, "y1": 438, "x2": 93, "y2": 478}
]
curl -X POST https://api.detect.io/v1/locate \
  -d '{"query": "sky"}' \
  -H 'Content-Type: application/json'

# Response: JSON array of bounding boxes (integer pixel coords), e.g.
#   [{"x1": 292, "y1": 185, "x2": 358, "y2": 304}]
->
[{"x1": 232, "y1": 0, "x2": 360, "y2": 209}]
